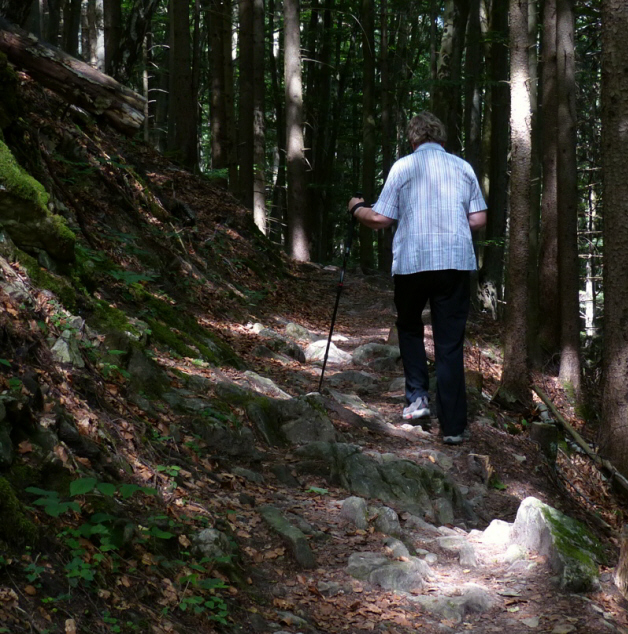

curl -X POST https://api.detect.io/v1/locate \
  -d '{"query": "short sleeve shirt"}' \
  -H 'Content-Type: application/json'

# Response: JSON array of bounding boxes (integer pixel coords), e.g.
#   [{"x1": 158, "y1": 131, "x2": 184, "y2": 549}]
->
[{"x1": 372, "y1": 143, "x2": 487, "y2": 275}]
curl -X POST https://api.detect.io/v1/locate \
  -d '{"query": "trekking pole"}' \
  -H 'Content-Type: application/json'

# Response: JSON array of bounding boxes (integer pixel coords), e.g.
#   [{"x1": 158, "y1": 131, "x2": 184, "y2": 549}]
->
[{"x1": 317, "y1": 193, "x2": 361, "y2": 393}]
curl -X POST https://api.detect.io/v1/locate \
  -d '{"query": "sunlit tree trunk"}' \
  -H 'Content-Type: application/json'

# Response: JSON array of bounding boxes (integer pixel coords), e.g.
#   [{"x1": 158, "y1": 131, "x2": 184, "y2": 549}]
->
[
  {"x1": 360, "y1": 0, "x2": 376, "y2": 271},
  {"x1": 284, "y1": 0, "x2": 309, "y2": 261},
  {"x1": 253, "y1": 0, "x2": 266, "y2": 234},
  {"x1": 600, "y1": 0, "x2": 628, "y2": 478},
  {"x1": 500, "y1": 0, "x2": 531, "y2": 404},
  {"x1": 556, "y1": 0, "x2": 581, "y2": 394}
]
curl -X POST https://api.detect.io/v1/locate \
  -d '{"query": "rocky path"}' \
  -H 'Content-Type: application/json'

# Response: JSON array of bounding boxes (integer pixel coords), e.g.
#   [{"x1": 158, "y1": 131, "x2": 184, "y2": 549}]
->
[{"x1": 215, "y1": 267, "x2": 628, "y2": 634}]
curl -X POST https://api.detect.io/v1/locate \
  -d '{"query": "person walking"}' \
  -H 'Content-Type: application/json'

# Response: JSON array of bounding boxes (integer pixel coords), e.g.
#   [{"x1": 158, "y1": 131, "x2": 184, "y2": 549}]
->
[{"x1": 347, "y1": 112, "x2": 487, "y2": 444}]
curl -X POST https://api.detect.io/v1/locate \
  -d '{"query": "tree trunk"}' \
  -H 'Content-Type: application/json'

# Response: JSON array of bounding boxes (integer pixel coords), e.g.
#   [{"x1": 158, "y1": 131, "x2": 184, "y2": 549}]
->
[
  {"x1": 109, "y1": 0, "x2": 161, "y2": 83},
  {"x1": 0, "y1": 0, "x2": 34, "y2": 27},
  {"x1": 463, "y1": 0, "x2": 482, "y2": 176},
  {"x1": 252, "y1": 0, "x2": 266, "y2": 234},
  {"x1": 556, "y1": 0, "x2": 581, "y2": 394},
  {"x1": 433, "y1": 0, "x2": 469, "y2": 154},
  {"x1": 600, "y1": 0, "x2": 628, "y2": 477},
  {"x1": 284, "y1": 0, "x2": 309, "y2": 261},
  {"x1": 209, "y1": 0, "x2": 227, "y2": 172},
  {"x1": 268, "y1": 0, "x2": 286, "y2": 244},
  {"x1": 538, "y1": 0, "x2": 559, "y2": 354},
  {"x1": 168, "y1": 0, "x2": 197, "y2": 171},
  {"x1": 527, "y1": 0, "x2": 542, "y2": 366},
  {"x1": 378, "y1": 0, "x2": 393, "y2": 273},
  {"x1": 46, "y1": 0, "x2": 61, "y2": 46},
  {"x1": 481, "y1": 0, "x2": 509, "y2": 303},
  {"x1": 0, "y1": 18, "x2": 145, "y2": 135},
  {"x1": 62, "y1": 0, "x2": 81, "y2": 56},
  {"x1": 26, "y1": 0, "x2": 42, "y2": 38},
  {"x1": 103, "y1": 0, "x2": 121, "y2": 75},
  {"x1": 360, "y1": 0, "x2": 376, "y2": 272},
  {"x1": 238, "y1": 0, "x2": 254, "y2": 207},
  {"x1": 499, "y1": 0, "x2": 531, "y2": 404}
]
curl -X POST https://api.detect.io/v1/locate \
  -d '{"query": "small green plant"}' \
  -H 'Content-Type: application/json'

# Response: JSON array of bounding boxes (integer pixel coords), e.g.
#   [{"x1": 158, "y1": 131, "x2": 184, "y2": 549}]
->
[
  {"x1": 306, "y1": 486, "x2": 329, "y2": 495},
  {"x1": 156, "y1": 464, "x2": 181, "y2": 478}
]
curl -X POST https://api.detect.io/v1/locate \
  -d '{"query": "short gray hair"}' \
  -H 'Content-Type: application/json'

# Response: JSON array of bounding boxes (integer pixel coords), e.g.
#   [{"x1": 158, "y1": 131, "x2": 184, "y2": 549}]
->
[{"x1": 407, "y1": 112, "x2": 447, "y2": 147}]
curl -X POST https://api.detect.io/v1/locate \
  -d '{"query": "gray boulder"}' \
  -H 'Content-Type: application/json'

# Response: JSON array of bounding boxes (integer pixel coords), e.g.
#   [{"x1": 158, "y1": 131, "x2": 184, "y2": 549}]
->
[
  {"x1": 259, "y1": 505, "x2": 316, "y2": 568},
  {"x1": 352, "y1": 342, "x2": 400, "y2": 365},
  {"x1": 347, "y1": 551, "x2": 432, "y2": 592},
  {"x1": 305, "y1": 340, "x2": 352, "y2": 366},
  {"x1": 510, "y1": 496, "x2": 602, "y2": 591},
  {"x1": 340, "y1": 496, "x2": 369, "y2": 530}
]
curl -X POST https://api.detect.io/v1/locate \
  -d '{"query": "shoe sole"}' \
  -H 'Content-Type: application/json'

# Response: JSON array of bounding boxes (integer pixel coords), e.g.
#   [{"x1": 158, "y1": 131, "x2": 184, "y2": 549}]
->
[{"x1": 402, "y1": 408, "x2": 430, "y2": 420}]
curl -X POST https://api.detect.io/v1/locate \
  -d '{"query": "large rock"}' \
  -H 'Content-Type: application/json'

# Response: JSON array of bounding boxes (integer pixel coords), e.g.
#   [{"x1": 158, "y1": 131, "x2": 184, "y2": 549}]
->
[
  {"x1": 259, "y1": 505, "x2": 316, "y2": 568},
  {"x1": 510, "y1": 497, "x2": 602, "y2": 591},
  {"x1": 347, "y1": 551, "x2": 432, "y2": 592},
  {"x1": 305, "y1": 340, "x2": 352, "y2": 366},
  {"x1": 0, "y1": 139, "x2": 75, "y2": 262},
  {"x1": 410, "y1": 584, "x2": 494, "y2": 623},
  {"x1": 246, "y1": 393, "x2": 338, "y2": 447},
  {"x1": 352, "y1": 343, "x2": 400, "y2": 365},
  {"x1": 295, "y1": 442, "x2": 473, "y2": 522}
]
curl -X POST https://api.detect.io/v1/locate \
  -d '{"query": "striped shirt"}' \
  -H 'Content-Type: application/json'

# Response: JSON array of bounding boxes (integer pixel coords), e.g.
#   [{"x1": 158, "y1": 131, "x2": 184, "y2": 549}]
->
[{"x1": 372, "y1": 143, "x2": 487, "y2": 275}]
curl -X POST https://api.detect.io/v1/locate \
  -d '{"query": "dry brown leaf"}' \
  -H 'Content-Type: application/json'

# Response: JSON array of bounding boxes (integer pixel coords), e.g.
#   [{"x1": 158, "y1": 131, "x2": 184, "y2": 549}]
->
[
  {"x1": 24, "y1": 585, "x2": 37, "y2": 596},
  {"x1": 65, "y1": 618, "x2": 77, "y2": 634},
  {"x1": 17, "y1": 441, "x2": 33, "y2": 454}
]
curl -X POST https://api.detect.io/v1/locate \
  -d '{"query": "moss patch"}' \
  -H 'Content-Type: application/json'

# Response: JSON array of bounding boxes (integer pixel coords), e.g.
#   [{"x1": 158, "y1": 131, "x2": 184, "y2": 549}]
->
[
  {"x1": 16, "y1": 250, "x2": 79, "y2": 311},
  {"x1": 0, "y1": 138, "x2": 49, "y2": 209},
  {"x1": 0, "y1": 476, "x2": 38, "y2": 546}
]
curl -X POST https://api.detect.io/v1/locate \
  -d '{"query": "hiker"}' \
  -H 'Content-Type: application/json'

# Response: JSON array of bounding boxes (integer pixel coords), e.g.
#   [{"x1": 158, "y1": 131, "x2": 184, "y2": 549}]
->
[{"x1": 347, "y1": 111, "x2": 487, "y2": 445}]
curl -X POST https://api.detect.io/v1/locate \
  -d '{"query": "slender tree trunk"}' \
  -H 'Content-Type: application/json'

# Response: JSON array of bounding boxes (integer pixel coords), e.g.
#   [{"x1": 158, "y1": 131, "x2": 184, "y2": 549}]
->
[
  {"x1": 500, "y1": 0, "x2": 531, "y2": 404},
  {"x1": 481, "y1": 0, "x2": 509, "y2": 303},
  {"x1": 600, "y1": 0, "x2": 628, "y2": 477},
  {"x1": 210, "y1": 0, "x2": 227, "y2": 172},
  {"x1": 238, "y1": 0, "x2": 254, "y2": 207},
  {"x1": 62, "y1": 0, "x2": 81, "y2": 56},
  {"x1": 360, "y1": 0, "x2": 376, "y2": 271},
  {"x1": 433, "y1": 0, "x2": 469, "y2": 154},
  {"x1": 103, "y1": 0, "x2": 121, "y2": 74},
  {"x1": 463, "y1": 0, "x2": 482, "y2": 176},
  {"x1": 46, "y1": 0, "x2": 61, "y2": 46},
  {"x1": 556, "y1": 0, "x2": 581, "y2": 394},
  {"x1": 169, "y1": 0, "x2": 198, "y2": 171},
  {"x1": 253, "y1": 0, "x2": 266, "y2": 233},
  {"x1": 538, "y1": 0, "x2": 559, "y2": 354},
  {"x1": 268, "y1": 0, "x2": 286, "y2": 244},
  {"x1": 223, "y1": 0, "x2": 238, "y2": 192},
  {"x1": 27, "y1": 0, "x2": 42, "y2": 38},
  {"x1": 379, "y1": 0, "x2": 393, "y2": 272},
  {"x1": 527, "y1": 0, "x2": 542, "y2": 365},
  {"x1": 284, "y1": 0, "x2": 309, "y2": 261}
]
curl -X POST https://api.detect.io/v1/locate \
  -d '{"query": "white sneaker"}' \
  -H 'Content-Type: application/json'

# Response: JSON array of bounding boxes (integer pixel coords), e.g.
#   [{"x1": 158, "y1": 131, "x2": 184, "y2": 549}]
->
[{"x1": 402, "y1": 396, "x2": 430, "y2": 420}]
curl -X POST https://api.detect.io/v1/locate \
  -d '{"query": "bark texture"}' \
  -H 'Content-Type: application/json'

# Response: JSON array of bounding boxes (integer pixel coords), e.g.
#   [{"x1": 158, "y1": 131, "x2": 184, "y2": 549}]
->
[
  {"x1": 556, "y1": 0, "x2": 581, "y2": 393},
  {"x1": 600, "y1": 0, "x2": 628, "y2": 476},
  {"x1": 500, "y1": 0, "x2": 531, "y2": 403}
]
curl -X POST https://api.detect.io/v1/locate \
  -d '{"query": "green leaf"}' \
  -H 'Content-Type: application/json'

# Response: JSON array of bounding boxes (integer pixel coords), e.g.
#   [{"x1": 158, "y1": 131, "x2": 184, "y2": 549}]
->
[
  {"x1": 26, "y1": 487, "x2": 58, "y2": 497},
  {"x1": 70, "y1": 477, "x2": 97, "y2": 496},
  {"x1": 96, "y1": 482, "x2": 117, "y2": 497},
  {"x1": 306, "y1": 486, "x2": 329, "y2": 495},
  {"x1": 0, "y1": 359, "x2": 11, "y2": 367},
  {"x1": 149, "y1": 527, "x2": 174, "y2": 540},
  {"x1": 118, "y1": 483, "x2": 141, "y2": 499}
]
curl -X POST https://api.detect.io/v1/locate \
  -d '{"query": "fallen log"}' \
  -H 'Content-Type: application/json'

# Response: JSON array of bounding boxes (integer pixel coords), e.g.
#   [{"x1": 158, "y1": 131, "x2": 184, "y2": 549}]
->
[
  {"x1": 0, "y1": 17, "x2": 145, "y2": 136},
  {"x1": 533, "y1": 384, "x2": 628, "y2": 501}
]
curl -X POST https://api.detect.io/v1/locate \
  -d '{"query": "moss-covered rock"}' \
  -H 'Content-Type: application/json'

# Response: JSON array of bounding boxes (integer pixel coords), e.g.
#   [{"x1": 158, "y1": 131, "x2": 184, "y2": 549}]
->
[
  {"x1": 0, "y1": 476, "x2": 38, "y2": 546},
  {"x1": 0, "y1": 140, "x2": 75, "y2": 262},
  {"x1": 511, "y1": 496, "x2": 602, "y2": 592}
]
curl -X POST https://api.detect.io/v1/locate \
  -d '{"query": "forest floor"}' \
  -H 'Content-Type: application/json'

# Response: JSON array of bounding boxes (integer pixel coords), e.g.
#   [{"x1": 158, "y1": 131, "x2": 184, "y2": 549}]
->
[{"x1": 1, "y1": 74, "x2": 628, "y2": 634}]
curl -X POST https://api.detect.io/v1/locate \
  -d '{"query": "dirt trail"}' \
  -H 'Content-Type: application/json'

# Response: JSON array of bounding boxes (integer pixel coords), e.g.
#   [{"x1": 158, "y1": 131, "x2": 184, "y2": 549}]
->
[{"x1": 234, "y1": 266, "x2": 627, "y2": 634}]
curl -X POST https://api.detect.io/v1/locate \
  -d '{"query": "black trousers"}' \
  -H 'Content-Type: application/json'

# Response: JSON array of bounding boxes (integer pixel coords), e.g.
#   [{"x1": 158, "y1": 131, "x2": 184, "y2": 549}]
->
[{"x1": 394, "y1": 269, "x2": 470, "y2": 436}]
